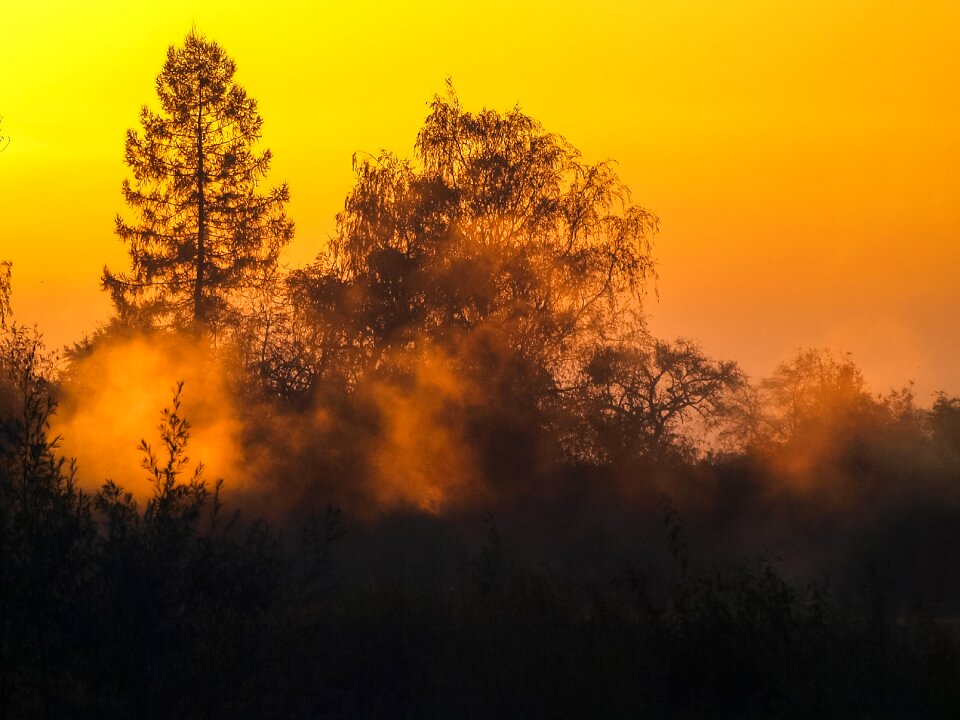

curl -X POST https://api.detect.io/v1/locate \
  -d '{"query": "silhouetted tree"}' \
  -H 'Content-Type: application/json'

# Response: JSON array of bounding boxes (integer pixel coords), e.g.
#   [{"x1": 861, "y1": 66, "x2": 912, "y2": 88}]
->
[
  {"x1": 103, "y1": 30, "x2": 293, "y2": 337},
  {"x1": 718, "y1": 349, "x2": 933, "y2": 501},
  {"x1": 757, "y1": 348, "x2": 875, "y2": 445},
  {"x1": 91, "y1": 383, "x2": 283, "y2": 719},
  {"x1": 0, "y1": 262, "x2": 10, "y2": 329},
  {"x1": 930, "y1": 392, "x2": 960, "y2": 457},
  {"x1": 257, "y1": 262, "x2": 359, "y2": 400},
  {"x1": 291, "y1": 84, "x2": 656, "y2": 398},
  {"x1": 339, "y1": 84, "x2": 654, "y2": 361},
  {"x1": 282, "y1": 84, "x2": 661, "y2": 484},
  {"x1": 576, "y1": 324, "x2": 743, "y2": 461}
]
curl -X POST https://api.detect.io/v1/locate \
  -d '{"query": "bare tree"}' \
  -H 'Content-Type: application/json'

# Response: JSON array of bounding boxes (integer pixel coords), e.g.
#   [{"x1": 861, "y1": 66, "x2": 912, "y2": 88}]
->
[{"x1": 577, "y1": 327, "x2": 743, "y2": 461}]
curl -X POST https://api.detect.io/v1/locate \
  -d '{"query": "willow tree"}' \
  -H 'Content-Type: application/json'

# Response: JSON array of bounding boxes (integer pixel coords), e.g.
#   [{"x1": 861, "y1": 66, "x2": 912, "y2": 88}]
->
[
  {"x1": 103, "y1": 31, "x2": 293, "y2": 336},
  {"x1": 301, "y1": 83, "x2": 658, "y2": 379},
  {"x1": 281, "y1": 85, "x2": 660, "y2": 482}
]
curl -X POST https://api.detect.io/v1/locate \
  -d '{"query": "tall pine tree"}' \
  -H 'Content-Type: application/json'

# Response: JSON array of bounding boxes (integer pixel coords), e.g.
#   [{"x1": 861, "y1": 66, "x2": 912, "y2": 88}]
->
[{"x1": 103, "y1": 31, "x2": 293, "y2": 336}]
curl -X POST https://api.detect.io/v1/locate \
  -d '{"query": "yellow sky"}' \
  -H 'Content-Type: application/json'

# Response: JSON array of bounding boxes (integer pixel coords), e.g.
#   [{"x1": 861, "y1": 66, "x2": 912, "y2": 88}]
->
[{"x1": 1, "y1": 1, "x2": 958, "y2": 399}]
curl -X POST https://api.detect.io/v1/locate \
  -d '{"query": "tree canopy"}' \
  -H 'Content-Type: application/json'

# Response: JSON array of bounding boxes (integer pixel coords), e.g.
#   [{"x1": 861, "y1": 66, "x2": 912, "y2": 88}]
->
[
  {"x1": 577, "y1": 327, "x2": 743, "y2": 462},
  {"x1": 288, "y1": 85, "x2": 658, "y2": 399}
]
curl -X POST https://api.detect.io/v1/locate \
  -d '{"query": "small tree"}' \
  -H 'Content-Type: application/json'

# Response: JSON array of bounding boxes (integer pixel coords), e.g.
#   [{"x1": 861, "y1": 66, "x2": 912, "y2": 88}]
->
[
  {"x1": 103, "y1": 30, "x2": 293, "y2": 337},
  {"x1": 139, "y1": 382, "x2": 208, "y2": 537},
  {"x1": 757, "y1": 349, "x2": 873, "y2": 444},
  {"x1": 930, "y1": 392, "x2": 960, "y2": 457},
  {"x1": 577, "y1": 327, "x2": 743, "y2": 461},
  {"x1": 0, "y1": 261, "x2": 11, "y2": 328}
]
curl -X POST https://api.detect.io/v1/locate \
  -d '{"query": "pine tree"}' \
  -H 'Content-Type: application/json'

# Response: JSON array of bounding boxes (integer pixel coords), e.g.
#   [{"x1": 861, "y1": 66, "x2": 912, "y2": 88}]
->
[{"x1": 103, "y1": 31, "x2": 294, "y2": 336}]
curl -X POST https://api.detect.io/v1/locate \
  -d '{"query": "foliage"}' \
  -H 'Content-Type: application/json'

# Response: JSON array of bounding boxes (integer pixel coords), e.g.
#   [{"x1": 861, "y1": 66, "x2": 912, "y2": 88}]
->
[
  {"x1": 139, "y1": 382, "x2": 207, "y2": 531},
  {"x1": 931, "y1": 392, "x2": 960, "y2": 457},
  {"x1": 102, "y1": 30, "x2": 293, "y2": 337},
  {"x1": 723, "y1": 348, "x2": 881, "y2": 452},
  {"x1": 0, "y1": 325, "x2": 95, "y2": 718},
  {"x1": 271, "y1": 85, "x2": 715, "y2": 485},
  {"x1": 0, "y1": 261, "x2": 11, "y2": 329},
  {"x1": 761, "y1": 349, "x2": 872, "y2": 439},
  {"x1": 575, "y1": 321, "x2": 743, "y2": 462},
  {"x1": 292, "y1": 83, "x2": 657, "y2": 388},
  {"x1": 4, "y1": 302, "x2": 960, "y2": 720}
]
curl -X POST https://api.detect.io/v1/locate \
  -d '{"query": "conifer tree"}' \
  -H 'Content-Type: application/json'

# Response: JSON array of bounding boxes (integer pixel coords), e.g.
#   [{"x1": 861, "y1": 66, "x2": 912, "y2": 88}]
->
[{"x1": 103, "y1": 31, "x2": 293, "y2": 336}]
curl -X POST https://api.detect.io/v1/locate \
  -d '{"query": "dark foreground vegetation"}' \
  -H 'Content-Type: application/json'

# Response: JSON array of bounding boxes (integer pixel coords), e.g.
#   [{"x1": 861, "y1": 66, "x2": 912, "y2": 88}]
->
[
  {"x1": 3, "y1": 31, "x2": 960, "y2": 719},
  {"x1": 2, "y1": 329, "x2": 960, "y2": 719}
]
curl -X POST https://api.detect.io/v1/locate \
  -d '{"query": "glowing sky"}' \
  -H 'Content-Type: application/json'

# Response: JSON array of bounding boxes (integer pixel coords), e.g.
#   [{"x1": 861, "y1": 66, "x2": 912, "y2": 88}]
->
[{"x1": 1, "y1": 1, "x2": 958, "y2": 399}]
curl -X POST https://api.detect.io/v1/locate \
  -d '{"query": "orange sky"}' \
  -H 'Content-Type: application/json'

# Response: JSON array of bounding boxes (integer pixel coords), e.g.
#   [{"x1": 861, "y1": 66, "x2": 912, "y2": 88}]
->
[{"x1": 1, "y1": 1, "x2": 958, "y2": 400}]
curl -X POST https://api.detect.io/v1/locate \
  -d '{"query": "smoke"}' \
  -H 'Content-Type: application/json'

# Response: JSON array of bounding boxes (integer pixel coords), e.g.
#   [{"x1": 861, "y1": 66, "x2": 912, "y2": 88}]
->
[
  {"x1": 42, "y1": 319, "x2": 960, "y2": 617},
  {"x1": 228, "y1": 340, "x2": 494, "y2": 522},
  {"x1": 54, "y1": 333, "x2": 244, "y2": 501},
  {"x1": 49, "y1": 326, "x2": 493, "y2": 521},
  {"x1": 360, "y1": 346, "x2": 483, "y2": 514}
]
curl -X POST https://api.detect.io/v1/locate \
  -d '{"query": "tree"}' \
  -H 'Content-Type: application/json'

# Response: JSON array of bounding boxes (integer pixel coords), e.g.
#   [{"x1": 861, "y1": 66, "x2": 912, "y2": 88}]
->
[
  {"x1": 0, "y1": 261, "x2": 11, "y2": 329},
  {"x1": 756, "y1": 348, "x2": 874, "y2": 444},
  {"x1": 930, "y1": 392, "x2": 960, "y2": 457},
  {"x1": 269, "y1": 85, "x2": 665, "y2": 492},
  {"x1": 293, "y1": 83, "x2": 657, "y2": 390},
  {"x1": 279, "y1": 85, "x2": 661, "y2": 486},
  {"x1": 576, "y1": 325, "x2": 743, "y2": 461},
  {"x1": 0, "y1": 324, "x2": 96, "y2": 717},
  {"x1": 0, "y1": 116, "x2": 8, "y2": 326},
  {"x1": 720, "y1": 348, "x2": 895, "y2": 486},
  {"x1": 103, "y1": 30, "x2": 293, "y2": 337}
]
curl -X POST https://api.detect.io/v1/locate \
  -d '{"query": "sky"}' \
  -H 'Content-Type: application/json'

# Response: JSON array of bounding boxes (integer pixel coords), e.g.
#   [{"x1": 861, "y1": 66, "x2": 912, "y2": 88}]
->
[{"x1": 1, "y1": 0, "x2": 958, "y2": 400}]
